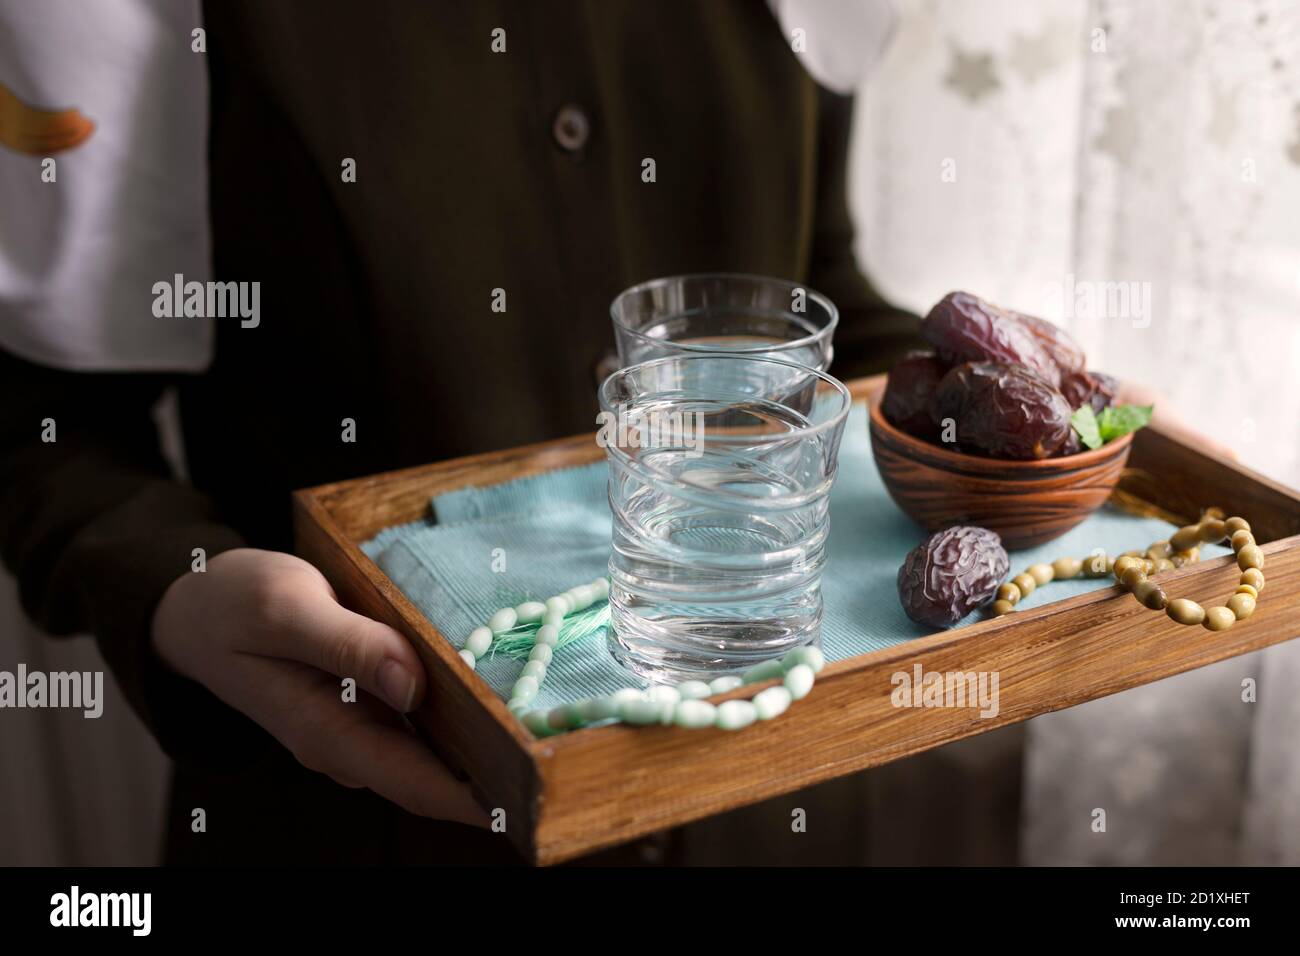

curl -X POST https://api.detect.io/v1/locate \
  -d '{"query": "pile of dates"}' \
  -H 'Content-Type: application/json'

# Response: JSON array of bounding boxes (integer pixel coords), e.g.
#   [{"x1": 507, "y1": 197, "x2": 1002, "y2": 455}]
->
[{"x1": 882, "y1": 291, "x2": 1118, "y2": 459}]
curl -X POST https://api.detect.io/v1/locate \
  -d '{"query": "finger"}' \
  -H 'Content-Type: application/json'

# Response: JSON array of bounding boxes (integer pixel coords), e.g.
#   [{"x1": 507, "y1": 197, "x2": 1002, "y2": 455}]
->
[
  {"x1": 1116, "y1": 379, "x2": 1160, "y2": 407},
  {"x1": 230, "y1": 659, "x2": 487, "y2": 828},
  {"x1": 329, "y1": 712, "x2": 489, "y2": 828},
  {"x1": 252, "y1": 590, "x2": 427, "y2": 713},
  {"x1": 1151, "y1": 410, "x2": 1239, "y2": 462},
  {"x1": 0, "y1": 84, "x2": 95, "y2": 154},
  {"x1": 1116, "y1": 381, "x2": 1239, "y2": 461}
]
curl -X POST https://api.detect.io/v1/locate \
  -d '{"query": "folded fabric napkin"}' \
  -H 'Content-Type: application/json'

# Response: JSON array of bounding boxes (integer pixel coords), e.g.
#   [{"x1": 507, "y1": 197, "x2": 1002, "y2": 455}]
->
[{"x1": 364, "y1": 404, "x2": 1220, "y2": 711}]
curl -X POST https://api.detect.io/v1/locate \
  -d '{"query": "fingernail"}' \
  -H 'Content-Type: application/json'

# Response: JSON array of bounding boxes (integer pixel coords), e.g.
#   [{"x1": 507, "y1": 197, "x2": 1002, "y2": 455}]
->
[{"x1": 378, "y1": 659, "x2": 417, "y2": 712}]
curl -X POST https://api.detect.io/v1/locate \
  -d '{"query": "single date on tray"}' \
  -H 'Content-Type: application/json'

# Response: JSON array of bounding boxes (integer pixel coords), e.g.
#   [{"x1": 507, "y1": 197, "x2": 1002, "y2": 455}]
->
[{"x1": 897, "y1": 525, "x2": 1010, "y2": 628}]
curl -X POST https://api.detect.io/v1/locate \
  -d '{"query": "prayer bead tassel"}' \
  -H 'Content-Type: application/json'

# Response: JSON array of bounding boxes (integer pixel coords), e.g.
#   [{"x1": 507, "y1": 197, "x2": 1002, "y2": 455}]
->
[{"x1": 459, "y1": 575, "x2": 824, "y2": 736}]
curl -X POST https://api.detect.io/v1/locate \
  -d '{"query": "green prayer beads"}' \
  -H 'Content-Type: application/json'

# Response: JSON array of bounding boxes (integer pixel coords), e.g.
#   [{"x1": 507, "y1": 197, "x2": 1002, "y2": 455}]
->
[{"x1": 457, "y1": 574, "x2": 823, "y2": 736}]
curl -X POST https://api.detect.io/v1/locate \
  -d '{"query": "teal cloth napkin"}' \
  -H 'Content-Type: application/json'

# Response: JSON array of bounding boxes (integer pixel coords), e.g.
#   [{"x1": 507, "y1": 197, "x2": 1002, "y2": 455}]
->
[{"x1": 363, "y1": 404, "x2": 1223, "y2": 711}]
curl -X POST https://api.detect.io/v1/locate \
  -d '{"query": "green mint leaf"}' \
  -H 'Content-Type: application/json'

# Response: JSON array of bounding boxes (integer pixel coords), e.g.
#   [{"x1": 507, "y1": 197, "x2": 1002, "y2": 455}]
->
[
  {"x1": 1071, "y1": 405, "x2": 1103, "y2": 450},
  {"x1": 1097, "y1": 404, "x2": 1153, "y2": 442}
]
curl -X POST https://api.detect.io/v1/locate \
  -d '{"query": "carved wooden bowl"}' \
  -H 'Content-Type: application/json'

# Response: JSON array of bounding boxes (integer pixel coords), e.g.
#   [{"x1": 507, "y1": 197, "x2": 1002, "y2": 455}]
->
[{"x1": 867, "y1": 389, "x2": 1134, "y2": 549}]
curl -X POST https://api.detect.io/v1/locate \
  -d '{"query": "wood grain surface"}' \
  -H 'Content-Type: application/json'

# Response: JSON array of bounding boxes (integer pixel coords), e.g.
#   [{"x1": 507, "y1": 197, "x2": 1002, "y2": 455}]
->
[
  {"x1": 294, "y1": 374, "x2": 1300, "y2": 864},
  {"x1": 869, "y1": 391, "x2": 1134, "y2": 548}
]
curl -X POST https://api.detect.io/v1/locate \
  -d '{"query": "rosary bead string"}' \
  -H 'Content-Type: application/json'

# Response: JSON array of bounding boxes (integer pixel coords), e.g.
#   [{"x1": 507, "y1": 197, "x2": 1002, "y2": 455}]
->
[
  {"x1": 991, "y1": 511, "x2": 1264, "y2": 631},
  {"x1": 457, "y1": 577, "x2": 824, "y2": 736}
]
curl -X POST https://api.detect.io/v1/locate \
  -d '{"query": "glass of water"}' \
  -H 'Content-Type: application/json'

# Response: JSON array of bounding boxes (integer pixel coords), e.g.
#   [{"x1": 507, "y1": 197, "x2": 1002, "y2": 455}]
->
[
  {"x1": 611, "y1": 273, "x2": 838, "y2": 372},
  {"x1": 598, "y1": 354, "x2": 852, "y2": 684}
]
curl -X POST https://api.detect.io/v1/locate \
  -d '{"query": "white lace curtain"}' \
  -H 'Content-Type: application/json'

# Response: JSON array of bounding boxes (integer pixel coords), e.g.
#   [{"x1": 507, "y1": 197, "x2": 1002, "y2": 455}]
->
[{"x1": 851, "y1": 0, "x2": 1300, "y2": 864}]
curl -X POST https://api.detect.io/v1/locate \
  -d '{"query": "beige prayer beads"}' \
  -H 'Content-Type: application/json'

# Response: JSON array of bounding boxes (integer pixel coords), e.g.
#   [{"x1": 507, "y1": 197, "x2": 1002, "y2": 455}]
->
[{"x1": 990, "y1": 513, "x2": 1263, "y2": 632}]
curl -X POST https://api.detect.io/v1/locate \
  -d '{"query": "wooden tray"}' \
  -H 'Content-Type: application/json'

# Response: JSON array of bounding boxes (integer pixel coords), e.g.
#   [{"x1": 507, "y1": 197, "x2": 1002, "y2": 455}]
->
[{"x1": 293, "y1": 375, "x2": 1300, "y2": 865}]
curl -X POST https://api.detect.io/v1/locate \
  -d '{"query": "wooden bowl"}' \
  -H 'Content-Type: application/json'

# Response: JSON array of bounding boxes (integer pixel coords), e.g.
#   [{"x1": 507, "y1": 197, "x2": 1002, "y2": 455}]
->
[{"x1": 867, "y1": 388, "x2": 1134, "y2": 549}]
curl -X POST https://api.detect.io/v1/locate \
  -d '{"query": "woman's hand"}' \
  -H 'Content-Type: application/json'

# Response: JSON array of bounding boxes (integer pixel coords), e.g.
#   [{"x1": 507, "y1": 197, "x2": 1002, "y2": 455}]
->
[
  {"x1": 1118, "y1": 381, "x2": 1239, "y2": 461},
  {"x1": 151, "y1": 548, "x2": 486, "y2": 827}
]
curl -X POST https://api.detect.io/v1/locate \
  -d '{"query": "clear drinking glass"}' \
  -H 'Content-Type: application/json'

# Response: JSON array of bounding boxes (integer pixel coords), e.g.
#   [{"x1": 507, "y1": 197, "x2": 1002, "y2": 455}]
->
[
  {"x1": 598, "y1": 354, "x2": 852, "y2": 684},
  {"x1": 611, "y1": 273, "x2": 838, "y2": 372}
]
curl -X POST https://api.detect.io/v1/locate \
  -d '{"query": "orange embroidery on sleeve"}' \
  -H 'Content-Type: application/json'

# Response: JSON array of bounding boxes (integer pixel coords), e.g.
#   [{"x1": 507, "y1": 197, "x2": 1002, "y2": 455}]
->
[{"x1": 0, "y1": 82, "x2": 94, "y2": 154}]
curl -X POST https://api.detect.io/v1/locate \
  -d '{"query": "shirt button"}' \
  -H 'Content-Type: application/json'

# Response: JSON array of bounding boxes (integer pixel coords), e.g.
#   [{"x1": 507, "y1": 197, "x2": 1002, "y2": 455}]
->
[{"x1": 552, "y1": 105, "x2": 590, "y2": 152}]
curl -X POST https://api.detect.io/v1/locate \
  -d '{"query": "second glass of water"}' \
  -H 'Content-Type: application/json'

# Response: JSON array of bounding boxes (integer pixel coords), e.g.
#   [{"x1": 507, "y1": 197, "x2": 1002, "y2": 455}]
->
[
  {"x1": 598, "y1": 354, "x2": 851, "y2": 684},
  {"x1": 611, "y1": 273, "x2": 838, "y2": 371}
]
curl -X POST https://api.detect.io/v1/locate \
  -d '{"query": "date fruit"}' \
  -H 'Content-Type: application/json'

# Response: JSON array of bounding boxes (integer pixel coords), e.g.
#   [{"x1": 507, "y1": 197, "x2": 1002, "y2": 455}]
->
[
  {"x1": 898, "y1": 525, "x2": 1010, "y2": 627},
  {"x1": 882, "y1": 351, "x2": 947, "y2": 440},
  {"x1": 930, "y1": 362, "x2": 1075, "y2": 459},
  {"x1": 922, "y1": 291, "x2": 1060, "y2": 386},
  {"x1": 1059, "y1": 369, "x2": 1119, "y2": 414},
  {"x1": 1009, "y1": 311, "x2": 1086, "y2": 376}
]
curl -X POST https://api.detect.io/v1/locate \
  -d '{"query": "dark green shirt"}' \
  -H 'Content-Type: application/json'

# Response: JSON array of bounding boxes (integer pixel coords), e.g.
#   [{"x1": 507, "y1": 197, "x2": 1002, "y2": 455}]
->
[{"x1": 0, "y1": 0, "x2": 919, "y2": 863}]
